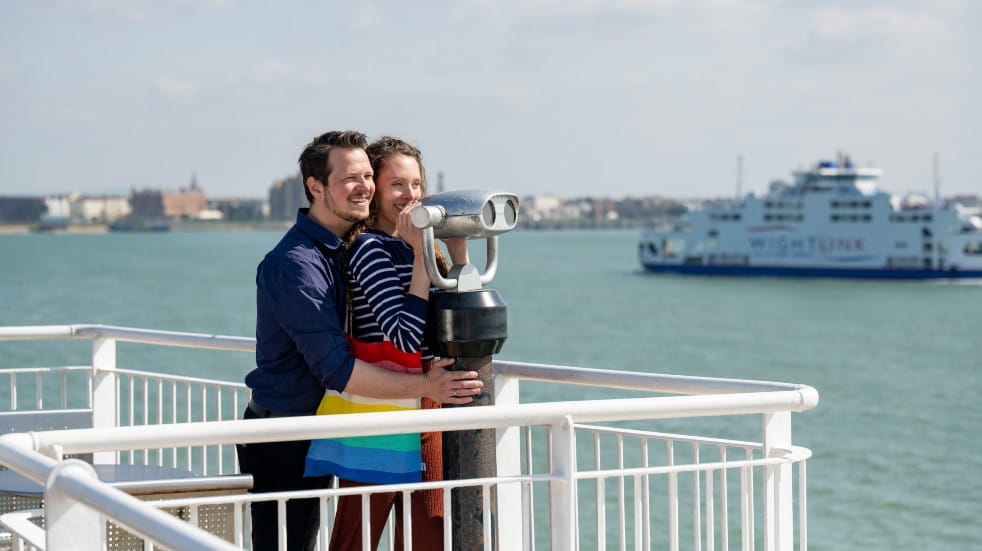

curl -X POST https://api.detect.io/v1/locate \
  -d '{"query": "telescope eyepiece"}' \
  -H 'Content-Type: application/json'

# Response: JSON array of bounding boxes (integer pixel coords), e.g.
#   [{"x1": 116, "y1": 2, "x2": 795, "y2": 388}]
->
[{"x1": 411, "y1": 190, "x2": 519, "y2": 239}]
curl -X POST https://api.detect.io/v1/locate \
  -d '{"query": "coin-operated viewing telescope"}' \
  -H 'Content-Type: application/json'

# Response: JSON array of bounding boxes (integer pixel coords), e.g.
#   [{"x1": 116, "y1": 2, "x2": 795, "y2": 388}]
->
[
  {"x1": 411, "y1": 190, "x2": 519, "y2": 293},
  {"x1": 411, "y1": 190, "x2": 519, "y2": 551}
]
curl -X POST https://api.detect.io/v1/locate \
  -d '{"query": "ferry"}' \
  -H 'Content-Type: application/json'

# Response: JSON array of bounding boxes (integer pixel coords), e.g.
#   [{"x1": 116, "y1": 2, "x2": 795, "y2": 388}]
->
[{"x1": 639, "y1": 155, "x2": 982, "y2": 279}]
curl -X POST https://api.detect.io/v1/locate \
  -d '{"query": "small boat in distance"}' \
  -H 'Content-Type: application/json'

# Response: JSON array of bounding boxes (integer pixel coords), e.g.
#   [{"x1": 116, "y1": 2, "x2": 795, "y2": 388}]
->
[{"x1": 639, "y1": 154, "x2": 982, "y2": 279}]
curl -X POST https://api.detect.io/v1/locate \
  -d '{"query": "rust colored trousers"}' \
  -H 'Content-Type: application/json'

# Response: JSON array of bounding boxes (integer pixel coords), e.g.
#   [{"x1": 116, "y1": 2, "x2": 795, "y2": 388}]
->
[{"x1": 328, "y1": 398, "x2": 444, "y2": 551}]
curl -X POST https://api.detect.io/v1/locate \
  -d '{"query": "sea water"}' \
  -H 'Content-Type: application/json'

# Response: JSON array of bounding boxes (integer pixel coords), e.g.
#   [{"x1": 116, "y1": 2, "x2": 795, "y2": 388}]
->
[{"x1": 1, "y1": 229, "x2": 979, "y2": 549}]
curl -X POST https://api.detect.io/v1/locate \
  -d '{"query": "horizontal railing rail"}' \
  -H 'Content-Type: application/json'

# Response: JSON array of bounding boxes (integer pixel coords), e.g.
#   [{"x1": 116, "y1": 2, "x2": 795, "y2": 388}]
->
[
  {"x1": 24, "y1": 392, "x2": 814, "y2": 456},
  {"x1": 0, "y1": 326, "x2": 817, "y2": 396},
  {"x1": 0, "y1": 434, "x2": 237, "y2": 550},
  {"x1": 495, "y1": 359, "x2": 816, "y2": 395},
  {"x1": 0, "y1": 324, "x2": 254, "y2": 352}
]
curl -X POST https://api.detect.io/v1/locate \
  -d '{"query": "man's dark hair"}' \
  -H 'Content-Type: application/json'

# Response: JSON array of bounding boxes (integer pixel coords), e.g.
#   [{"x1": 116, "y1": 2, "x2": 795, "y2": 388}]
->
[{"x1": 298, "y1": 130, "x2": 368, "y2": 202}]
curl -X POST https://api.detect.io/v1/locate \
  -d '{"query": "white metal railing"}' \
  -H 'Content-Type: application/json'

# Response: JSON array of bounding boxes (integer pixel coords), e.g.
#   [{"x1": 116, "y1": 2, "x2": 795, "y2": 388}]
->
[
  {"x1": 0, "y1": 324, "x2": 250, "y2": 471},
  {"x1": 0, "y1": 324, "x2": 818, "y2": 550}
]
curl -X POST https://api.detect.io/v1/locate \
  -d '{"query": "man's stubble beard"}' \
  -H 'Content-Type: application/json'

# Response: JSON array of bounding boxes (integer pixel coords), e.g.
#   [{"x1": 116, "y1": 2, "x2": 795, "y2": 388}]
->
[{"x1": 323, "y1": 192, "x2": 369, "y2": 224}]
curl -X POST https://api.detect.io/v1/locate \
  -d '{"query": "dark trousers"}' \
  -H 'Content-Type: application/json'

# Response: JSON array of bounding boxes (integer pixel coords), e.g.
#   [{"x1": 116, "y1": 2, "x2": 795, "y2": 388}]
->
[{"x1": 236, "y1": 406, "x2": 334, "y2": 551}]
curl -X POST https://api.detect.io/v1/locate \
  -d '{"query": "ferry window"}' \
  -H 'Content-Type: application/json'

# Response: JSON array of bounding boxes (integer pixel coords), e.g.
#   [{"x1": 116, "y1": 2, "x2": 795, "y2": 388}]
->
[
  {"x1": 764, "y1": 214, "x2": 773, "y2": 221},
  {"x1": 849, "y1": 201, "x2": 859, "y2": 208},
  {"x1": 734, "y1": 214, "x2": 742, "y2": 221},
  {"x1": 663, "y1": 238, "x2": 684, "y2": 258},
  {"x1": 862, "y1": 215, "x2": 871, "y2": 222},
  {"x1": 830, "y1": 214, "x2": 839, "y2": 222},
  {"x1": 922, "y1": 227, "x2": 932, "y2": 238},
  {"x1": 831, "y1": 200, "x2": 840, "y2": 208},
  {"x1": 862, "y1": 201, "x2": 872, "y2": 208},
  {"x1": 964, "y1": 242, "x2": 982, "y2": 255},
  {"x1": 923, "y1": 242, "x2": 932, "y2": 252},
  {"x1": 923, "y1": 214, "x2": 933, "y2": 222},
  {"x1": 708, "y1": 229, "x2": 718, "y2": 237},
  {"x1": 765, "y1": 201, "x2": 774, "y2": 208}
]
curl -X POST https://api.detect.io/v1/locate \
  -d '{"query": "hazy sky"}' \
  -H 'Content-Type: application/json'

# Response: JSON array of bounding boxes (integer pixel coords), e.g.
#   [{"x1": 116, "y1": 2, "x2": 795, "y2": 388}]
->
[{"x1": 1, "y1": 0, "x2": 979, "y2": 200}]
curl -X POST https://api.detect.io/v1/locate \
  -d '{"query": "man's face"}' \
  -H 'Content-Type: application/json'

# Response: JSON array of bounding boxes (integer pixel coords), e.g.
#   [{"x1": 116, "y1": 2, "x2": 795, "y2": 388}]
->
[{"x1": 320, "y1": 148, "x2": 374, "y2": 227}]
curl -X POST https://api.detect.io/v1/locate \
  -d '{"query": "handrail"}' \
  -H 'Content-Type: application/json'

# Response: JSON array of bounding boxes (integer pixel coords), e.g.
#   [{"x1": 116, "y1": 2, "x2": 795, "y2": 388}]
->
[
  {"x1": 0, "y1": 324, "x2": 254, "y2": 352},
  {"x1": 0, "y1": 436, "x2": 238, "y2": 550},
  {"x1": 495, "y1": 359, "x2": 818, "y2": 397},
  {"x1": 46, "y1": 460, "x2": 237, "y2": 550},
  {"x1": 0, "y1": 508, "x2": 46, "y2": 548},
  {"x1": 25, "y1": 389, "x2": 816, "y2": 456},
  {"x1": 0, "y1": 325, "x2": 816, "y2": 398}
]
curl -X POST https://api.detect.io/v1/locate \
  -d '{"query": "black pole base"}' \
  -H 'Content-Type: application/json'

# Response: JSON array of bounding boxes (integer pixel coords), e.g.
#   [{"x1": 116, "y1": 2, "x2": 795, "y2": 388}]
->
[{"x1": 443, "y1": 355, "x2": 497, "y2": 551}]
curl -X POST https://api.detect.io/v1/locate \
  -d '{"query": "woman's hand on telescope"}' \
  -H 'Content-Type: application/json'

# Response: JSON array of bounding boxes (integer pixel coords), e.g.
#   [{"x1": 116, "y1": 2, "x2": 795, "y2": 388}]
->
[{"x1": 396, "y1": 201, "x2": 424, "y2": 252}]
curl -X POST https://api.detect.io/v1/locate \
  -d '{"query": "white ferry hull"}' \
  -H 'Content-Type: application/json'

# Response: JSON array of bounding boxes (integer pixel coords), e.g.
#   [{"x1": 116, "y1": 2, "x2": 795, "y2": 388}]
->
[
  {"x1": 640, "y1": 261, "x2": 982, "y2": 279},
  {"x1": 638, "y1": 155, "x2": 982, "y2": 280}
]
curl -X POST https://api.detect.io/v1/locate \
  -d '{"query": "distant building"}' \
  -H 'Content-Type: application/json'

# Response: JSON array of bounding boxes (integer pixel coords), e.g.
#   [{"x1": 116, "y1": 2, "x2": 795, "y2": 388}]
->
[
  {"x1": 129, "y1": 189, "x2": 166, "y2": 218},
  {"x1": 268, "y1": 174, "x2": 307, "y2": 220},
  {"x1": 44, "y1": 195, "x2": 72, "y2": 219},
  {"x1": 69, "y1": 194, "x2": 131, "y2": 223},
  {"x1": 0, "y1": 196, "x2": 45, "y2": 223},
  {"x1": 130, "y1": 182, "x2": 207, "y2": 220},
  {"x1": 522, "y1": 194, "x2": 563, "y2": 223},
  {"x1": 208, "y1": 197, "x2": 266, "y2": 221}
]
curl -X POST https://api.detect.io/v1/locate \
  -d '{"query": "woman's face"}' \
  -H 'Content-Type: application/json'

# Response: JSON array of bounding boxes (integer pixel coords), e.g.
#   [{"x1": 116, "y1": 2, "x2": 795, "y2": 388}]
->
[{"x1": 373, "y1": 154, "x2": 423, "y2": 233}]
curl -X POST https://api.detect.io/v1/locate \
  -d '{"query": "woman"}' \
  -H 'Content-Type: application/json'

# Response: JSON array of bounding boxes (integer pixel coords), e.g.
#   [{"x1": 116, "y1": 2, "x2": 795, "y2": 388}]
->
[{"x1": 308, "y1": 136, "x2": 464, "y2": 551}]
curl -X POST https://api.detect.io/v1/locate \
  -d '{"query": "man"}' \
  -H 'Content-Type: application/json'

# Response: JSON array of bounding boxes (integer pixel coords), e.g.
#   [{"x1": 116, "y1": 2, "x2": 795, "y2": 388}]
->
[{"x1": 238, "y1": 130, "x2": 482, "y2": 551}]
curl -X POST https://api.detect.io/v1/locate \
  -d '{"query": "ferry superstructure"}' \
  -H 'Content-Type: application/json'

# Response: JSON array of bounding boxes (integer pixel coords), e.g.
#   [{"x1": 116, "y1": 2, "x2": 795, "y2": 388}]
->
[{"x1": 639, "y1": 156, "x2": 982, "y2": 279}]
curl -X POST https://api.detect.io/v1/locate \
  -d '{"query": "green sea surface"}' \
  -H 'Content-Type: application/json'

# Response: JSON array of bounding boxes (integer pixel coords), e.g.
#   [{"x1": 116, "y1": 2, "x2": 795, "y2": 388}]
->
[{"x1": 1, "y1": 229, "x2": 980, "y2": 549}]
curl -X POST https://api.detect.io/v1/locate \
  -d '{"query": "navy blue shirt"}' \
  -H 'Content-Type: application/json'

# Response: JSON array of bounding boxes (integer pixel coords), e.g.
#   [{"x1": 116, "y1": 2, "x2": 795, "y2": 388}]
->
[{"x1": 246, "y1": 209, "x2": 355, "y2": 414}]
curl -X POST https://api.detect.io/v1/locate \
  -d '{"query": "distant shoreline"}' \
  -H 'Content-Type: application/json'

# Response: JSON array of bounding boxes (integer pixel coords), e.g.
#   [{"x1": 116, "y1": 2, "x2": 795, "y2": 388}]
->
[
  {"x1": 0, "y1": 220, "x2": 663, "y2": 235},
  {"x1": 0, "y1": 221, "x2": 293, "y2": 234}
]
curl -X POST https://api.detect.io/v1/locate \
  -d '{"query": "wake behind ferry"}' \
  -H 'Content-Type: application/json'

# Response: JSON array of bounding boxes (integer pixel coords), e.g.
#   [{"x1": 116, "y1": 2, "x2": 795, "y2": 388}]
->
[{"x1": 639, "y1": 155, "x2": 982, "y2": 279}]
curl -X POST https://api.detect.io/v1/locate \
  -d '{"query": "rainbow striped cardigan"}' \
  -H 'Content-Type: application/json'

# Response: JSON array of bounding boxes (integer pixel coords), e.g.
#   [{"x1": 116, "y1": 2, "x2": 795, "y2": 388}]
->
[{"x1": 304, "y1": 338, "x2": 423, "y2": 484}]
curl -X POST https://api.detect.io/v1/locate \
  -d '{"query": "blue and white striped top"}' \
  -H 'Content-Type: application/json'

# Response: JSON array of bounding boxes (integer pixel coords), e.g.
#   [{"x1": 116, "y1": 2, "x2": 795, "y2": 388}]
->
[{"x1": 347, "y1": 229, "x2": 432, "y2": 360}]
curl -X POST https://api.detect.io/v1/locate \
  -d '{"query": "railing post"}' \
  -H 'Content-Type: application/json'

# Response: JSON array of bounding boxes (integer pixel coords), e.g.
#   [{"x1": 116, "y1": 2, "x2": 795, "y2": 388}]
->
[
  {"x1": 549, "y1": 414, "x2": 576, "y2": 550},
  {"x1": 91, "y1": 336, "x2": 118, "y2": 464},
  {"x1": 45, "y1": 459, "x2": 105, "y2": 549},
  {"x1": 494, "y1": 373, "x2": 524, "y2": 550},
  {"x1": 762, "y1": 411, "x2": 793, "y2": 550}
]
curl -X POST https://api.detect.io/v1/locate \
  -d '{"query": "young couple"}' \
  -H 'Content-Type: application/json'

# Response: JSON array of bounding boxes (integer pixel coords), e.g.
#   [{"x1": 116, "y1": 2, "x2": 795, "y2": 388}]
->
[{"x1": 240, "y1": 131, "x2": 475, "y2": 551}]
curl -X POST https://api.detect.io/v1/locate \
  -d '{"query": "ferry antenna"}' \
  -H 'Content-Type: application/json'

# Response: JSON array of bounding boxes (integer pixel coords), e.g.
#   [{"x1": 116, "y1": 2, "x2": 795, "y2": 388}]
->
[{"x1": 736, "y1": 154, "x2": 743, "y2": 200}]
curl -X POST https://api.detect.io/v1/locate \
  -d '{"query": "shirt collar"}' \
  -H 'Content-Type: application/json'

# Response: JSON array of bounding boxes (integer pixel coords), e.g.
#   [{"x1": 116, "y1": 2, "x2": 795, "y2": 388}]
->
[{"x1": 295, "y1": 208, "x2": 344, "y2": 250}]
